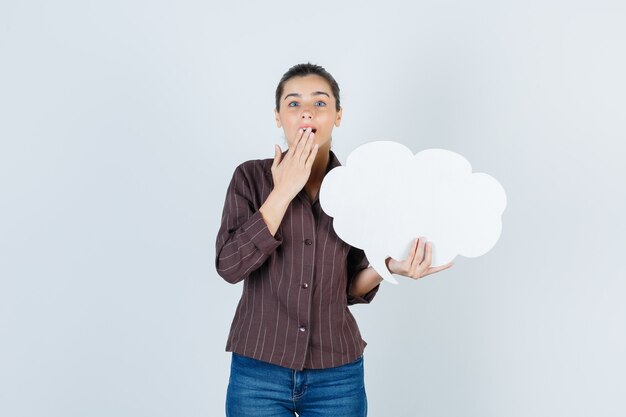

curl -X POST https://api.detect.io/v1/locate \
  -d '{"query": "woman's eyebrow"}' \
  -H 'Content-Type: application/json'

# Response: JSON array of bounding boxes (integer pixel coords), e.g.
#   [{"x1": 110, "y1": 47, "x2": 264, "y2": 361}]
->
[{"x1": 283, "y1": 91, "x2": 330, "y2": 100}]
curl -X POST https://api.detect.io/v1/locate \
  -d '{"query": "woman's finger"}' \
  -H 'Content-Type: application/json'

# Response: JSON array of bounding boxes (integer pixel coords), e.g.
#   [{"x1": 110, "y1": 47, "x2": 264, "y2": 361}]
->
[
  {"x1": 300, "y1": 132, "x2": 315, "y2": 163},
  {"x1": 400, "y1": 239, "x2": 417, "y2": 276},
  {"x1": 407, "y1": 238, "x2": 419, "y2": 270},
  {"x1": 406, "y1": 238, "x2": 422, "y2": 277},
  {"x1": 423, "y1": 262, "x2": 454, "y2": 277},
  {"x1": 422, "y1": 241, "x2": 433, "y2": 266},
  {"x1": 287, "y1": 128, "x2": 306, "y2": 158},
  {"x1": 294, "y1": 128, "x2": 311, "y2": 157},
  {"x1": 413, "y1": 237, "x2": 426, "y2": 266},
  {"x1": 305, "y1": 143, "x2": 319, "y2": 168}
]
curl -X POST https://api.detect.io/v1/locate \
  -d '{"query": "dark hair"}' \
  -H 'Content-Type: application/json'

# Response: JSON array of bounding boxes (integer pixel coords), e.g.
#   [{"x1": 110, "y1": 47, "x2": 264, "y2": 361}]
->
[{"x1": 275, "y1": 62, "x2": 341, "y2": 112}]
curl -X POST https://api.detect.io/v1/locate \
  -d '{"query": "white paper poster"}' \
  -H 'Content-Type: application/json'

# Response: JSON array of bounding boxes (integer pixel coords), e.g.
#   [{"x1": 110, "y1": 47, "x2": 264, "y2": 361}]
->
[{"x1": 319, "y1": 141, "x2": 508, "y2": 284}]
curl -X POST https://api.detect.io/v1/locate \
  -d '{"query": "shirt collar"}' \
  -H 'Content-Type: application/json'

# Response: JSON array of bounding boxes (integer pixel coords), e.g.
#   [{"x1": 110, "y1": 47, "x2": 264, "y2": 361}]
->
[{"x1": 326, "y1": 149, "x2": 342, "y2": 172}]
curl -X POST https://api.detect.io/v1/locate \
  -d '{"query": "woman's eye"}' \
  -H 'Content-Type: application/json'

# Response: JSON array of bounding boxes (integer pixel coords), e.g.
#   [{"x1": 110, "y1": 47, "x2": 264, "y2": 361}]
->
[{"x1": 288, "y1": 101, "x2": 326, "y2": 107}]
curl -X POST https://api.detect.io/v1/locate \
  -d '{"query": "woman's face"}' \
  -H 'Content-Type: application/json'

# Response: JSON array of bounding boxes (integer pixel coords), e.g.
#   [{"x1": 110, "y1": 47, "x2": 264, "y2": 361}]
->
[{"x1": 274, "y1": 74, "x2": 342, "y2": 150}]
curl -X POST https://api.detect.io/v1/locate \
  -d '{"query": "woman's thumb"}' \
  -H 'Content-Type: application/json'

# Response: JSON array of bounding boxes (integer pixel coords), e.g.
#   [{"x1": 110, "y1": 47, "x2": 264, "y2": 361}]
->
[{"x1": 272, "y1": 145, "x2": 282, "y2": 169}]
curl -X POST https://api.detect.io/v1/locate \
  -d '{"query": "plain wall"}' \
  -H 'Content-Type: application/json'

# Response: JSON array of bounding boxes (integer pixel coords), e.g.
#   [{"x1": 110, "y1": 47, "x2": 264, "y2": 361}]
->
[{"x1": 1, "y1": 0, "x2": 625, "y2": 416}]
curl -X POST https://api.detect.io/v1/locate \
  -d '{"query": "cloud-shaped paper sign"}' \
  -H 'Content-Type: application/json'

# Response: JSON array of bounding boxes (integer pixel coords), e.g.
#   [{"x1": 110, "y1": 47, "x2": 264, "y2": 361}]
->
[{"x1": 320, "y1": 141, "x2": 507, "y2": 284}]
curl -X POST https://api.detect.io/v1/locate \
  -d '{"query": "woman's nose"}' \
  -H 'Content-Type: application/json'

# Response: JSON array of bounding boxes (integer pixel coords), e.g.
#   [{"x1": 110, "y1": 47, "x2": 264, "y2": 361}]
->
[
  {"x1": 301, "y1": 108, "x2": 314, "y2": 119},
  {"x1": 300, "y1": 104, "x2": 315, "y2": 118}
]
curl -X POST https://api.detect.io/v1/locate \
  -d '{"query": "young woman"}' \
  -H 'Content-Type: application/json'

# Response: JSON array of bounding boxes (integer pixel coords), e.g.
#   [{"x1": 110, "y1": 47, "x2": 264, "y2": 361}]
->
[{"x1": 215, "y1": 63, "x2": 453, "y2": 417}]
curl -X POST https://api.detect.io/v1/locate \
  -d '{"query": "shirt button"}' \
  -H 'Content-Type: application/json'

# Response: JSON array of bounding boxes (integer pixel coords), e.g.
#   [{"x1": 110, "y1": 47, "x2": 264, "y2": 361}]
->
[
  {"x1": 299, "y1": 326, "x2": 306, "y2": 332},
  {"x1": 302, "y1": 283, "x2": 309, "y2": 289},
  {"x1": 304, "y1": 239, "x2": 313, "y2": 246}
]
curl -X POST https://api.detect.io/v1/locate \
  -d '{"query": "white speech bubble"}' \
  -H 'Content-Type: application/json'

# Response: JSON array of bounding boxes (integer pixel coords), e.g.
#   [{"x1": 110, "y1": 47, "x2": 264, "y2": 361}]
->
[{"x1": 320, "y1": 141, "x2": 507, "y2": 284}]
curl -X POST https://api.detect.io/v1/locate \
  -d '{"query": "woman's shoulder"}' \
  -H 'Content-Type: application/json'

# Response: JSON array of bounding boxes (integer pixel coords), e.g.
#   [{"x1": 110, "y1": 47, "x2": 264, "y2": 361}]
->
[
  {"x1": 229, "y1": 156, "x2": 274, "y2": 186},
  {"x1": 235, "y1": 156, "x2": 273, "y2": 172}
]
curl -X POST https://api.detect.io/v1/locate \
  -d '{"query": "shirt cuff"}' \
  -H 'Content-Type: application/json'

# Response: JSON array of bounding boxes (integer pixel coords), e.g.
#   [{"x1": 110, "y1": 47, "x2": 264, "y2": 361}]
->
[
  {"x1": 347, "y1": 283, "x2": 380, "y2": 305},
  {"x1": 242, "y1": 211, "x2": 282, "y2": 255}
]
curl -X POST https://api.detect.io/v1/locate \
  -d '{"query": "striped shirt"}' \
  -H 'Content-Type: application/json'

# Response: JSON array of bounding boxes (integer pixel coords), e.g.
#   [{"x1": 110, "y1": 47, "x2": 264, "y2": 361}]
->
[{"x1": 215, "y1": 150, "x2": 380, "y2": 370}]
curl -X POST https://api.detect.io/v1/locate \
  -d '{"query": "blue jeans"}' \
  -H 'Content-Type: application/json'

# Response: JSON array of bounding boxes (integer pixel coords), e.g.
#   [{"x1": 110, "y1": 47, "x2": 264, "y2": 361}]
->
[{"x1": 226, "y1": 353, "x2": 368, "y2": 417}]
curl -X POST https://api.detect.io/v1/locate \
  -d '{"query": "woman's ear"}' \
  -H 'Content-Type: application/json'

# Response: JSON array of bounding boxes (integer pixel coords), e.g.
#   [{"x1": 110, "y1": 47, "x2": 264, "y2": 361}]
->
[
  {"x1": 335, "y1": 106, "x2": 343, "y2": 127},
  {"x1": 274, "y1": 108, "x2": 282, "y2": 128}
]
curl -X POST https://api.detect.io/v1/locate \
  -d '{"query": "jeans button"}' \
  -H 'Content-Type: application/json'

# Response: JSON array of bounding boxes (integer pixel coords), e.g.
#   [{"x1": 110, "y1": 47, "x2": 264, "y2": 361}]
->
[{"x1": 304, "y1": 239, "x2": 312, "y2": 246}]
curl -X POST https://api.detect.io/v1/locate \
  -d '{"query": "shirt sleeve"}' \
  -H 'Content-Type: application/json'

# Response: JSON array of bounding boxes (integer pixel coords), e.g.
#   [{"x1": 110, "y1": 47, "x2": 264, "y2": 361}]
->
[
  {"x1": 346, "y1": 246, "x2": 380, "y2": 305},
  {"x1": 215, "y1": 164, "x2": 282, "y2": 284}
]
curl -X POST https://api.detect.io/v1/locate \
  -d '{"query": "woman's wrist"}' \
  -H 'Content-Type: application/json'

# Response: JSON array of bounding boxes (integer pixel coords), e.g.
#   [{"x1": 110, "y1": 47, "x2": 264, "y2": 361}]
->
[
  {"x1": 270, "y1": 186, "x2": 296, "y2": 204},
  {"x1": 259, "y1": 189, "x2": 292, "y2": 236},
  {"x1": 385, "y1": 257, "x2": 395, "y2": 274}
]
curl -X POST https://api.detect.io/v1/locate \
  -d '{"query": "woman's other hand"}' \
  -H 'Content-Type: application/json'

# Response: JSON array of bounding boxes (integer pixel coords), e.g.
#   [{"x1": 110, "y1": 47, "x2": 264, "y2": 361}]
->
[
  {"x1": 385, "y1": 237, "x2": 454, "y2": 280},
  {"x1": 271, "y1": 127, "x2": 319, "y2": 200}
]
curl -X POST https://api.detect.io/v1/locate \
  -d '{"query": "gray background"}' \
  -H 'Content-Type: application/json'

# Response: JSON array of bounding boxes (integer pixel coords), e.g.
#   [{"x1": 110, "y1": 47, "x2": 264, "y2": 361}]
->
[{"x1": 1, "y1": 0, "x2": 625, "y2": 416}]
